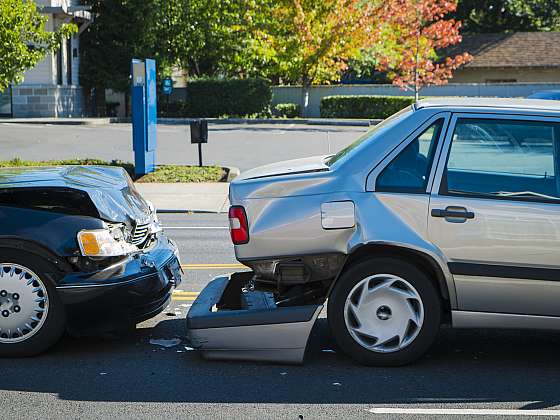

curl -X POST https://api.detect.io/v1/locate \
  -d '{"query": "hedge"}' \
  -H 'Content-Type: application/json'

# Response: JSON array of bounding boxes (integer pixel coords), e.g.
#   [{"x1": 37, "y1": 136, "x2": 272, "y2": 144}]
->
[
  {"x1": 273, "y1": 103, "x2": 300, "y2": 118},
  {"x1": 161, "y1": 77, "x2": 272, "y2": 118},
  {"x1": 320, "y1": 95, "x2": 416, "y2": 119}
]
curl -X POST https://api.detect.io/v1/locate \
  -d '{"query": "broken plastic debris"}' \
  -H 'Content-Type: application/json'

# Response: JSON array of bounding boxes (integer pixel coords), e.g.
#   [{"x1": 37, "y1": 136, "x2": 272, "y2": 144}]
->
[
  {"x1": 99, "y1": 372, "x2": 108, "y2": 376},
  {"x1": 332, "y1": 382, "x2": 341, "y2": 386},
  {"x1": 322, "y1": 349, "x2": 336, "y2": 353},
  {"x1": 280, "y1": 372, "x2": 288, "y2": 376},
  {"x1": 184, "y1": 346, "x2": 194, "y2": 351},
  {"x1": 149, "y1": 338, "x2": 181, "y2": 348}
]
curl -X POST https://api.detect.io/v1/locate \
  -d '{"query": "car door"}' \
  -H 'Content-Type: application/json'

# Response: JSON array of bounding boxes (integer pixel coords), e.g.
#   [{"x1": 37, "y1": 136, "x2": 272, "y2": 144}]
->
[{"x1": 428, "y1": 113, "x2": 560, "y2": 316}]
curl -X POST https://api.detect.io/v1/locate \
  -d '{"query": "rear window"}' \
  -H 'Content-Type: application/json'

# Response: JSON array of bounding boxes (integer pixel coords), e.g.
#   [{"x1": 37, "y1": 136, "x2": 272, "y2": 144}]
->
[{"x1": 326, "y1": 106, "x2": 413, "y2": 166}]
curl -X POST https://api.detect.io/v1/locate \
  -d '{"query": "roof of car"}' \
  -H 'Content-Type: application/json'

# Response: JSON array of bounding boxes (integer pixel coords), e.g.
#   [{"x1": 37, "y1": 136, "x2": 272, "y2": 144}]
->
[{"x1": 415, "y1": 97, "x2": 560, "y2": 113}]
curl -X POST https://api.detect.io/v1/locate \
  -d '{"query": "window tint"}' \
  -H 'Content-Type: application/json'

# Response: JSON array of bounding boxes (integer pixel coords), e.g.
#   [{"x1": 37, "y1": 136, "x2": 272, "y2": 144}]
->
[
  {"x1": 376, "y1": 119, "x2": 443, "y2": 192},
  {"x1": 444, "y1": 118, "x2": 560, "y2": 201}
]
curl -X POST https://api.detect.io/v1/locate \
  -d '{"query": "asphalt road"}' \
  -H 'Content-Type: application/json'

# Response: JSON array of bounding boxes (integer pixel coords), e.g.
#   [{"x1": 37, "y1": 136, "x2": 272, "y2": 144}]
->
[
  {"x1": 0, "y1": 123, "x2": 366, "y2": 171},
  {"x1": 2, "y1": 214, "x2": 560, "y2": 419}
]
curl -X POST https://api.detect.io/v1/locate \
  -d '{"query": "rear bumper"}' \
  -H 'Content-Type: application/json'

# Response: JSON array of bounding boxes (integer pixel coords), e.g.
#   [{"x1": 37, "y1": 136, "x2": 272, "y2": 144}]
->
[
  {"x1": 186, "y1": 272, "x2": 322, "y2": 364},
  {"x1": 56, "y1": 235, "x2": 182, "y2": 333}
]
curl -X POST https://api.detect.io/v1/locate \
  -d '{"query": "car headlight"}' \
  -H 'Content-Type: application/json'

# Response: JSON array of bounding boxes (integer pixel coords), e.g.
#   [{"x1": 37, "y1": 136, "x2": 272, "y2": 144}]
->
[{"x1": 77, "y1": 229, "x2": 137, "y2": 257}]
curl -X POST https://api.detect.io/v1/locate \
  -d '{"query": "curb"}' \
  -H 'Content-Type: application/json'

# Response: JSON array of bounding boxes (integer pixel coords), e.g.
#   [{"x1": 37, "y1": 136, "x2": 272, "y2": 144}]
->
[{"x1": 1, "y1": 117, "x2": 379, "y2": 127}]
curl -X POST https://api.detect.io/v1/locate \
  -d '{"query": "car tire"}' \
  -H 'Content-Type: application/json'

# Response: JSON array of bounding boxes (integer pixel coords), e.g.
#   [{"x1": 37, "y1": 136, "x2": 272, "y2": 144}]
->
[
  {"x1": 0, "y1": 250, "x2": 66, "y2": 357},
  {"x1": 328, "y1": 257, "x2": 441, "y2": 366}
]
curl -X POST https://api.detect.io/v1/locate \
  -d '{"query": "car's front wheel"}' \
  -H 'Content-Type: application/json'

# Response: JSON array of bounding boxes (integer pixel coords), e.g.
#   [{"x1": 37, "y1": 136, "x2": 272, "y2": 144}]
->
[
  {"x1": 328, "y1": 257, "x2": 441, "y2": 366},
  {"x1": 0, "y1": 250, "x2": 66, "y2": 357}
]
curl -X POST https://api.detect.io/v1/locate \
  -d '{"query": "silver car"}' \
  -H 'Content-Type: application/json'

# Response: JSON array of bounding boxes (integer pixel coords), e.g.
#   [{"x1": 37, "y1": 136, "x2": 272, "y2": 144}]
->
[{"x1": 188, "y1": 98, "x2": 560, "y2": 366}]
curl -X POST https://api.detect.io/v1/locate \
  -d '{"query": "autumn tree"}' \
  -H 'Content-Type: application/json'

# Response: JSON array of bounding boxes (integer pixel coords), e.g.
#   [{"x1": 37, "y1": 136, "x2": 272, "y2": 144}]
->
[
  {"x1": 377, "y1": 0, "x2": 472, "y2": 101},
  {"x1": 256, "y1": 0, "x2": 378, "y2": 116},
  {"x1": 0, "y1": 0, "x2": 76, "y2": 91}
]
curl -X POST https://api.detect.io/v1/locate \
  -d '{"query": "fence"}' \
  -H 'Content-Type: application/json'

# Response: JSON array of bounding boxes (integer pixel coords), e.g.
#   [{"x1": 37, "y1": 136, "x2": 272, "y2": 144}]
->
[{"x1": 271, "y1": 83, "x2": 560, "y2": 117}]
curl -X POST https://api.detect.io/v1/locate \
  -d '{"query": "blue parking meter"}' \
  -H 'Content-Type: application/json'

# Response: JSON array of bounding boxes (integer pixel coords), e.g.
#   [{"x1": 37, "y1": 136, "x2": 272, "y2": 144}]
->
[{"x1": 131, "y1": 58, "x2": 157, "y2": 176}]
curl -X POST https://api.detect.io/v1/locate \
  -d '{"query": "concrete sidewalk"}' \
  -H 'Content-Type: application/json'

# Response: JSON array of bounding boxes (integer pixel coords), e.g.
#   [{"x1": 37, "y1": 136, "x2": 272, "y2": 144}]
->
[{"x1": 135, "y1": 182, "x2": 229, "y2": 213}]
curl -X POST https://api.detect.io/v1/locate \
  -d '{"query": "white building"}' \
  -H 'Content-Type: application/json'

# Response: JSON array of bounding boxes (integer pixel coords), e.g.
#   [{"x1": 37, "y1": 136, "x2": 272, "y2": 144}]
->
[{"x1": 5, "y1": 1, "x2": 92, "y2": 118}]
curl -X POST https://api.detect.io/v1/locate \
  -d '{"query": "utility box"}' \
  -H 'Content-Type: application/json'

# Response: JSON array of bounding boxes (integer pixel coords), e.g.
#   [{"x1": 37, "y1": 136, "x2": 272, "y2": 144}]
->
[
  {"x1": 190, "y1": 119, "x2": 208, "y2": 144},
  {"x1": 131, "y1": 58, "x2": 157, "y2": 176}
]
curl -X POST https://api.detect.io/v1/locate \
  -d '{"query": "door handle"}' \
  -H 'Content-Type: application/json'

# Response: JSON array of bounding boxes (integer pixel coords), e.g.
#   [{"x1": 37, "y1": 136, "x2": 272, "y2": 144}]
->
[{"x1": 431, "y1": 207, "x2": 475, "y2": 220}]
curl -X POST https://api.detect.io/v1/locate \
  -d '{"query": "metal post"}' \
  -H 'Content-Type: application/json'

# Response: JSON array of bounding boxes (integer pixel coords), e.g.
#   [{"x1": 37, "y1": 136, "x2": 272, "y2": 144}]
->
[{"x1": 198, "y1": 143, "x2": 203, "y2": 167}]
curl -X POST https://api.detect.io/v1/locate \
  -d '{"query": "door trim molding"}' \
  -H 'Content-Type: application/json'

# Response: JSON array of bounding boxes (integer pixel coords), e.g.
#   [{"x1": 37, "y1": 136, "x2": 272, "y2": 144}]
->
[{"x1": 449, "y1": 261, "x2": 560, "y2": 282}]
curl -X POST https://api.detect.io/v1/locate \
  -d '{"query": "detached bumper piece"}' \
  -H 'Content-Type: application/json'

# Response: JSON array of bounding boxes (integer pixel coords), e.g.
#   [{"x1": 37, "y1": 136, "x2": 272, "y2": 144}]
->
[{"x1": 186, "y1": 272, "x2": 322, "y2": 364}]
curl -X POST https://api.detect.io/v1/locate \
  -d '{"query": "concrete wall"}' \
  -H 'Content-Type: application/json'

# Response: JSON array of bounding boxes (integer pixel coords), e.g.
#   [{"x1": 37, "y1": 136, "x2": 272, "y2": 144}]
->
[
  {"x1": 12, "y1": 85, "x2": 84, "y2": 117},
  {"x1": 271, "y1": 82, "x2": 560, "y2": 117}
]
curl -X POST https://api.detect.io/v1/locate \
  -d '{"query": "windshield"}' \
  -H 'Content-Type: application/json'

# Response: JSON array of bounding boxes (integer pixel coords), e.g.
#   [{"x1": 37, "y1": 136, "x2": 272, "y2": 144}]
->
[{"x1": 326, "y1": 106, "x2": 414, "y2": 166}]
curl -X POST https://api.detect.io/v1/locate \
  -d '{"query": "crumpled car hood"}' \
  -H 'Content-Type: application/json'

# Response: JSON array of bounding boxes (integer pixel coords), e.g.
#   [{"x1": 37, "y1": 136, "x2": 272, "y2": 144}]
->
[{"x1": 0, "y1": 166, "x2": 150, "y2": 223}]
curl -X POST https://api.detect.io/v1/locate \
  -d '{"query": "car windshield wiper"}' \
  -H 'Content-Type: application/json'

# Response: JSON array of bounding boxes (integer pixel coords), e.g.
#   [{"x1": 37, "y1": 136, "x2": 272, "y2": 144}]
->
[{"x1": 493, "y1": 191, "x2": 560, "y2": 201}]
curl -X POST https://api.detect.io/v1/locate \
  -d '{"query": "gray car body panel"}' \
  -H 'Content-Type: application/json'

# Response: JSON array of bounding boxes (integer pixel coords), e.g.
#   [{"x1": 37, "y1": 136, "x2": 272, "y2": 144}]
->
[{"x1": 230, "y1": 98, "x2": 560, "y2": 322}]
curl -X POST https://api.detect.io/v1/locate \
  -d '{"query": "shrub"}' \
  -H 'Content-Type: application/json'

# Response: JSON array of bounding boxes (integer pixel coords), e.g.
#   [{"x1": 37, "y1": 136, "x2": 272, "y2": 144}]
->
[
  {"x1": 320, "y1": 95, "x2": 416, "y2": 119},
  {"x1": 273, "y1": 103, "x2": 301, "y2": 118},
  {"x1": 183, "y1": 77, "x2": 272, "y2": 118}
]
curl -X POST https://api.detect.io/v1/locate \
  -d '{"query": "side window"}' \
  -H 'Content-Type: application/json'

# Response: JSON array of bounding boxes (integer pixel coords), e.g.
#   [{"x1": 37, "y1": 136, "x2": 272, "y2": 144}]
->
[
  {"x1": 442, "y1": 118, "x2": 560, "y2": 201},
  {"x1": 376, "y1": 119, "x2": 443, "y2": 193}
]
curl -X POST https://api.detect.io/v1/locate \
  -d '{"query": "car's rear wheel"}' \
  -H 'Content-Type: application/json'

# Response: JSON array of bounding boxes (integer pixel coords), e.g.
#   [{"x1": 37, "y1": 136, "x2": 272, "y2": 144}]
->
[
  {"x1": 328, "y1": 257, "x2": 441, "y2": 366},
  {"x1": 0, "y1": 250, "x2": 66, "y2": 357}
]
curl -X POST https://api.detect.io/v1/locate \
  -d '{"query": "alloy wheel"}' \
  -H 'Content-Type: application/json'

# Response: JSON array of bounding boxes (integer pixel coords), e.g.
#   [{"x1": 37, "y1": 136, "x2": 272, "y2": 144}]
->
[{"x1": 0, "y1": 263, "x2": 49, "y2": 343}]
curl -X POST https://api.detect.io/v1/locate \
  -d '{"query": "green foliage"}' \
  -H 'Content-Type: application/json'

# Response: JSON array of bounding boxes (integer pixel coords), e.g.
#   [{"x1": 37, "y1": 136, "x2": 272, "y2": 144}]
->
[
  {"x1": 320, "y1": 95, "x2": 415, "y2": 119},
  {"x1": 273, "y1": 103, "x2": 301, "y2": 118},
  {"x1": 0, "y1": 0, "x2": 76, "y2": 91},
  {"x1": 454, "y1": 0, "x2": 560, "y2": 32},
  {"x1": 0, "y1": 158, "x2": 225, "y2": 182},
  {"x1": 163, "y1": 78, "x2": 272, "y2": 118},
  {"x1": 137, "y1": 165, "x2": 225, "y2": 183}
]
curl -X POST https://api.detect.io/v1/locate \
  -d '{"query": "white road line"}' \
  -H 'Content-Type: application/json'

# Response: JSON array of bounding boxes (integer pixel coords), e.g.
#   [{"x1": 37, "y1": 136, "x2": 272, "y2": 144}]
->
[
  {"x1": 164, "y1": 226, "x2": 229, "y2": 230},
  {"x1": 368, "y1": 407, "x2": 560, "y2": 416}
]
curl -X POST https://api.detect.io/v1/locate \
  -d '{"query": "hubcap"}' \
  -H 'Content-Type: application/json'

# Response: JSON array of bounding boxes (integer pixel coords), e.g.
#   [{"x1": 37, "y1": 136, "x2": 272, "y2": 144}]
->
[
  {"x1": 343, "y1": 274, "x2": 424, "y2": 353},
  {"x1": 0, "y1": 263, "x2": 49, "y2": 344}
]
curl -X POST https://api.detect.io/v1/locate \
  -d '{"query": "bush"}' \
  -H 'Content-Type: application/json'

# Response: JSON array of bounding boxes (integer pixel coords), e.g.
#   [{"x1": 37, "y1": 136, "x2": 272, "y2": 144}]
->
[
  {"x1": 182, "y1": 77, "x2": 272, "y2": 118},
  {"x1": 273, "y1": 103, "x2": 301, "y2": 118},
  {"x1": 320, "y1": 95, "x2": 416, "y2": 119}
]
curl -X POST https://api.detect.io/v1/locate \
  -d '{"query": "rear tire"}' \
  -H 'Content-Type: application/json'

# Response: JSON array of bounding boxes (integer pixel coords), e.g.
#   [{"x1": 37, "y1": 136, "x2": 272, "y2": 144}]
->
[
  {"x1": 328, "y1": 257, "x2": 441, "y2": 366},
  {"x1": 0, "y1": 250, "x2": 66, "y2": 357}
]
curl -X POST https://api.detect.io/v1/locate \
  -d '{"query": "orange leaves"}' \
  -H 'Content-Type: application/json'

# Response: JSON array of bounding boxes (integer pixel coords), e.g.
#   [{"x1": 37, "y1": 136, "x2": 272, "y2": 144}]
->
[{"x1": 375, "y1": 0, "x2": 472, "y2": 97}]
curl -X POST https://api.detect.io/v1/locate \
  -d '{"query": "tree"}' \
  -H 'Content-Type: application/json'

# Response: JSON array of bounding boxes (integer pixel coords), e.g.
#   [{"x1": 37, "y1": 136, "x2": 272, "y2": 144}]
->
[
  {"x1": 377, "y1": 0, "x2": 472, "y2": 101},
  {"x1": 255, "y1": 0, "x2": 379, "y2": 116},
  {"x1": 0, "y1": 0, "x2": 76, "y2": 91},
  {"x1": 454, "y1": 0, "x2": 560, "y2": 33}
]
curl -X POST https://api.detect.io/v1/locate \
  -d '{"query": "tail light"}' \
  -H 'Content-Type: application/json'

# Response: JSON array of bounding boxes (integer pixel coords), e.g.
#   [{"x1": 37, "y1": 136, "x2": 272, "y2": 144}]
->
[{"x1": 229, "y1": 206, "x2": 249, "y2": 244}]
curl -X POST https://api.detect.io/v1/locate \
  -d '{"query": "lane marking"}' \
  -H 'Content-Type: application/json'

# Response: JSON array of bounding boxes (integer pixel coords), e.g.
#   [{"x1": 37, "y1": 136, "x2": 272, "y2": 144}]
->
[
  {"x1": 368, "y1": 408, "x2": 560, "y2": 416},
  {"x1": 164, "y1": 226, "x2": 229, "y2": 230},
  {"x1": 181, "y1": 263, "x2": 246, "y2": 269},
  {"x1": 172, "y1": 296, "x2": 197, "y2": 301}
]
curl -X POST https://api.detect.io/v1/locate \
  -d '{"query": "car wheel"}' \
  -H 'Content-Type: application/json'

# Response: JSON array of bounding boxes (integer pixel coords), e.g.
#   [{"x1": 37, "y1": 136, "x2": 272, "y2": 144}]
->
[
  {"x1": 0, "y1": 250, "x2": 66, "y2": 357},
  {"x1": 328, "y1": 257, "x2": 441, "y2": 366}
]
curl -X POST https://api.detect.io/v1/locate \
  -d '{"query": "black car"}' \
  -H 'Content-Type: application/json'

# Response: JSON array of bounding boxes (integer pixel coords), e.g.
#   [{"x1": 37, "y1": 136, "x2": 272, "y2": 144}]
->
[{"x1": 0, "y1": 166, "x2": 182, "y2": 356}]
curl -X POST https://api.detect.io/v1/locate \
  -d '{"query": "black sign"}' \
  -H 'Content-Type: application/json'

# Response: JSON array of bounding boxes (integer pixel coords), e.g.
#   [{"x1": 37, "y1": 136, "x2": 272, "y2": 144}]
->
[{"x1": 190, "y1": 120, "x2": 208, "y2": 144}]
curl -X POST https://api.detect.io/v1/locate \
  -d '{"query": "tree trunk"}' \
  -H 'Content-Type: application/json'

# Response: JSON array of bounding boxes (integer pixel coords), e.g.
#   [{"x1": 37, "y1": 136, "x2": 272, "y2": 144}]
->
[{"x1": 300, "y1": 79, "x2": 310, "y2": 118}]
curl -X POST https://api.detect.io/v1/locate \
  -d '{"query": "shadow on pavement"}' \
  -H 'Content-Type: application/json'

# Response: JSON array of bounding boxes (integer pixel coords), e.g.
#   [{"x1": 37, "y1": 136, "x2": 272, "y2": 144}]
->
[{"x1": 1, "y1": 318, "x2": 560, "y2": 409}]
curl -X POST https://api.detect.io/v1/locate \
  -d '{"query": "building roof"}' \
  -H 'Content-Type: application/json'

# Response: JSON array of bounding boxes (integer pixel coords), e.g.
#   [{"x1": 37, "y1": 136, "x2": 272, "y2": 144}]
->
[
  {"x1": 415, "y1": 97, "x2": 560, "y2": 113},
  {"x1": 449, "y1": 32, "x2": 560, "y2": 69}
]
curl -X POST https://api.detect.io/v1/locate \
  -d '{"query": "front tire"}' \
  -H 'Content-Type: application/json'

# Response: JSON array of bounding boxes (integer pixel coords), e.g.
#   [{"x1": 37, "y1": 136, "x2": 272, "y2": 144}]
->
[
  {"x1": 0, "y1": 250, "x2": 66, "y2": 357},
  {"x1": 328, "y1": 257, "x2": 441, "y2": 366}
]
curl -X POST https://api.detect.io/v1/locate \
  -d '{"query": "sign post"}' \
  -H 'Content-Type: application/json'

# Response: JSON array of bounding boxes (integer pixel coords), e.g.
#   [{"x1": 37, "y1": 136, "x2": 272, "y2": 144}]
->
[
  {"x1": 190, "y1": 119, "x2": 208, "y2": 167},
  {"x1": 131, "y1": 58, "x2": 157, "y2": 177}
]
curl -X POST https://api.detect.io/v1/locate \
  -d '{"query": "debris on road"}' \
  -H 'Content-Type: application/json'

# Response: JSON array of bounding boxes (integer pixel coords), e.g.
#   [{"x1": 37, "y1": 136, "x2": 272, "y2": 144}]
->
[{"x1": 149, "y1": 338, "x2": 182, "y2": 348}]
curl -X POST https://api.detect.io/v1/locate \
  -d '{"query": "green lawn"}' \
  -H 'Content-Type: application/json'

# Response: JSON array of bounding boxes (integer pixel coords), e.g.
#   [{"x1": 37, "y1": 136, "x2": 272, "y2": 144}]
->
[{"x1": 0, "y1": 158, "x2": 226, "y2": 182}]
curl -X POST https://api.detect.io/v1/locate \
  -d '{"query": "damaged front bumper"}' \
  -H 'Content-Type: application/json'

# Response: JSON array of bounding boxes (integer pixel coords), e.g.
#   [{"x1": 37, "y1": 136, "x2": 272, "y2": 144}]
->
[
  {"x1": 56, "y1": 235, "x2": 182, "y2": 333},
  {"x1": 186, "y1": 271, "x2": 322, "y2": 364}
]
